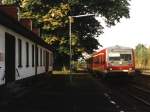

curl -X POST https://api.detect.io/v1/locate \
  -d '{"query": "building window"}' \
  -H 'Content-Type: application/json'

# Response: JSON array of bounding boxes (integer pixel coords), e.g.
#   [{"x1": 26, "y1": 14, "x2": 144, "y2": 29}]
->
[
  {"x1": 49, "y1": 53, "x2": 52, "y2": 66},
  {"x1": 36, "y1": 46, "x2": 39, "y2": 66},
  {"x1": 43, "y1": 50, "x2": 46, "y2": 66},
  {"x1": 40, "y1": 48, "x2": 42, "y2": 66},
  {"x1": 32, "y1": 45, "x2": 34, "y2": 67},
  {"x1": 43, "y1": 50, "x2": 45, "y2": 66},
  {"x1": 18, "y1": 39, "x2": 22, "y2": 67},
  {"x1": 26, "y1": 42, "x2": 29, "y2": 67}
]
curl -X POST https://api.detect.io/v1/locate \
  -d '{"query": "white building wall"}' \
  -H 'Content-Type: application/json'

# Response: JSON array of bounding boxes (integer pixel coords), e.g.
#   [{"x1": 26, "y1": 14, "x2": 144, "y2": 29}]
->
[
  {"x1": 16, "y1": 37, "x2": 36, "y2": 80},
  {"x1": 0, "y1": 25, "x2": 5, "y2": 85},
  {"x1": 0, "y1": 24, "x2": 53, "y2": 85},
  {"x1": 0, "y1": 25, "x2": 36, "y2": 80}
]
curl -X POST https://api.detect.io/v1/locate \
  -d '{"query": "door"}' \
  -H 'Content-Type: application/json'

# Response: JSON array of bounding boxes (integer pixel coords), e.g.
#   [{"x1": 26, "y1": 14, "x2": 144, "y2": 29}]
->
[
  {"x1": 45, "y1": 51, "x2": 49, "y2": 72},
  {"x1": 5, "y1": 33, "x2": 16, "y2": 84}
]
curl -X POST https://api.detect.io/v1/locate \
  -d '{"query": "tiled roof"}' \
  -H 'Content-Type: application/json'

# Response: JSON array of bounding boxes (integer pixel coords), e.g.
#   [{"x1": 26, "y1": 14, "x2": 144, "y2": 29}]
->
[{"x1": 0, "y1": 9, "x2": 52, "y2": 51}]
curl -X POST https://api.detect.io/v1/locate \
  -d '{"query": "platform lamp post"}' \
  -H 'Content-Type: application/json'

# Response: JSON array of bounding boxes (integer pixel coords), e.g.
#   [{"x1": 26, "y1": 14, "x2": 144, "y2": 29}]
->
[{"x1": 69, "y1": 14, "x2": 95, "y2": 83}]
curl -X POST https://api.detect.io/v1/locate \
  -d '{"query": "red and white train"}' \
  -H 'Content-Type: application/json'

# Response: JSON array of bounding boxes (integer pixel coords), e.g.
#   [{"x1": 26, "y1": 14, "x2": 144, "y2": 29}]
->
[{"x1": 86, "y1": 45, "x2": 135, "y2": 77}]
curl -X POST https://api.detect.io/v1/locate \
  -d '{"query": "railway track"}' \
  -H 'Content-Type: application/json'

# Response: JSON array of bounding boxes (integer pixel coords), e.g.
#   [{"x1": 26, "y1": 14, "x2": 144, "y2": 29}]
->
[
  {"x1": 92, "y1": 75, "x2": 150, "y2": 111},
  {"x1": 127, "y1": 84, "x2": 150, "y2": 106},
  {"x1": 105, "y1": 80, "x2": 150, "y2": 107}
]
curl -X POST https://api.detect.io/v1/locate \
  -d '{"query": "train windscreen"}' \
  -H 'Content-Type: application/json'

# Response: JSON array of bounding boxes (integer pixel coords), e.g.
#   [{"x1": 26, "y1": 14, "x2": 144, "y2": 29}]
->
[{"x1": 108, "y1": 51, "x2": 132, "y2": 66}]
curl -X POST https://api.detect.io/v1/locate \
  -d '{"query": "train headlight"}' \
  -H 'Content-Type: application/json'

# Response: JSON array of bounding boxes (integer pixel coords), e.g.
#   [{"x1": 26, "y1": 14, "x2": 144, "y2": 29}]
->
[
  {"x1": 108, "y1": 63, "x2": 112, "y2": 67},
  {"x1": 129, "y1": 68, "x2": 132, "y2": 71}
]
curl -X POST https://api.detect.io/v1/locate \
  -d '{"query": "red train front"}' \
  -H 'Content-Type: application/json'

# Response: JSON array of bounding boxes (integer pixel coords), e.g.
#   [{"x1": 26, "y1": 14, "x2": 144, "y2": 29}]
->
[{"x1": 86, "y1": 45, "x2": 135, "y2": 77}]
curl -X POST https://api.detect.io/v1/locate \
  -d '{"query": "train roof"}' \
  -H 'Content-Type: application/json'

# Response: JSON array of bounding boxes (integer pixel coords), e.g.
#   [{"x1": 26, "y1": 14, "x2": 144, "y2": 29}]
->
[
  {"x1": 0, "y1": 9, "x2": 52, "y2": 51},
  {"x1": 107, "y1": 45, "x2": 132, "y2": 50},
  {"x1": 90, "y1": 45, "x2": 133, "y2": 58}
]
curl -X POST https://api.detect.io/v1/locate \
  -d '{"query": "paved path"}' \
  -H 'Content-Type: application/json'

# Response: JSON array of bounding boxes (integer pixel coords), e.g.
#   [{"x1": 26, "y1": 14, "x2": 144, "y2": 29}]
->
[{"x1": 0, "y1": 74, "x2": 119, "y2": 112}]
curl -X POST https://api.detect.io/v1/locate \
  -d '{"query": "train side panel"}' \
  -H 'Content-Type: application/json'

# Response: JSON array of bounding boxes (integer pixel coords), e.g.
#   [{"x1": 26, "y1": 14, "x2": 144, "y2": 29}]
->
[
  {"x1": 92, "y1": 49, "x2": 107, "y2": 73},
  {"x1": 87, "y1": 46, "x2": 135, "y2": 77}
]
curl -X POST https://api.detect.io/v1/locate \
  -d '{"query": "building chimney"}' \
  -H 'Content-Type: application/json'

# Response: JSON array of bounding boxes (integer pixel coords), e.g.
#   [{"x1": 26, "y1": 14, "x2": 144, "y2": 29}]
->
[
  {"x1": 0, "y1": 5, "x2": 18, "y2": 20},
  {"x1": 32, "y1": 27, "x2": 41, "y2": 37},
  {"x1": 20, "y1": 18, "x2": 32, "y2": 30}
]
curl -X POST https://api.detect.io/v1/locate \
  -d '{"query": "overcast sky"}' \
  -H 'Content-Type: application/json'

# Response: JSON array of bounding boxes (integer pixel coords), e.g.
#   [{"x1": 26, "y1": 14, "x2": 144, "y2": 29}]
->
[{"x1": 97, "y1": 0, "x2": 150, "y2": 49}]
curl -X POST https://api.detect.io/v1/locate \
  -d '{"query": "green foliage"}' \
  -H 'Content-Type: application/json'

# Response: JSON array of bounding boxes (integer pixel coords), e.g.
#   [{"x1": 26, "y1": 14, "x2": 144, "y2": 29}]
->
[
  {"x1": 135, "y1": 44, "x2": 150, "y2": 69},
  {"x1": 2, "y1": 0, "x2": 131, "y2": 69}
]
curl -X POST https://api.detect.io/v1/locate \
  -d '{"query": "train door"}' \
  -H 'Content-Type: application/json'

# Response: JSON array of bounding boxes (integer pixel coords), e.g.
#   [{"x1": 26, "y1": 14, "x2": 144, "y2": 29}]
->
[
  {"x1": 45, "y1": 51, "x2": 49, "y2": 72},
  {"x1": 5, "y1": 33, "x2": 16, "y2": 84}
]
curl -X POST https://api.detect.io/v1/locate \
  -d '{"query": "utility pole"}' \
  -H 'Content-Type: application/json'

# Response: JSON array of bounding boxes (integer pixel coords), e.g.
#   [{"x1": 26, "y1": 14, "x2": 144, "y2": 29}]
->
[{"x1": 68, "y1": 14, "x2": 95, "y2": 83}]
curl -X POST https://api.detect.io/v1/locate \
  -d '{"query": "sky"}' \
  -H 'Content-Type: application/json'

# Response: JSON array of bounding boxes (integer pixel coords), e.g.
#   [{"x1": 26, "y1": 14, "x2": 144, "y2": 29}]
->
[{"x1": 97, "y1": 0, "x2": 150, "y2": 49}]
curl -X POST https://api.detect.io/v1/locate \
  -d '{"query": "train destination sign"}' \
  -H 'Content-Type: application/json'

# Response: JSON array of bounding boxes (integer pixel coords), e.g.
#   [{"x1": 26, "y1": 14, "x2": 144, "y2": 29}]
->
[{"x1": 109, "y1": 52, "x2": 120, "y2": 57}]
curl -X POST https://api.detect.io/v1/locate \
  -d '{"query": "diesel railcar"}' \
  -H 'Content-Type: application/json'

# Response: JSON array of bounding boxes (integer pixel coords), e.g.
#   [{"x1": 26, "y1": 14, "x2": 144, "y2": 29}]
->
[
  {"x1": 86, "y1": 45, "x2": 135, "y2": 77},
  {"x1": 0, "y1": 5, "x2": 53, "y2": 85}
]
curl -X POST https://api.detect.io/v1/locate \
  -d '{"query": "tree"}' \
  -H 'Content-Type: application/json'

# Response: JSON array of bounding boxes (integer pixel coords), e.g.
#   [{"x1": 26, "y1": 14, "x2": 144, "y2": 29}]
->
[
  {"x1": 2, "y1": 0, "x2": 131, "y2": 69},
  {"x1": 135, "y1": 44, "x2": 150, "y2": 69}
]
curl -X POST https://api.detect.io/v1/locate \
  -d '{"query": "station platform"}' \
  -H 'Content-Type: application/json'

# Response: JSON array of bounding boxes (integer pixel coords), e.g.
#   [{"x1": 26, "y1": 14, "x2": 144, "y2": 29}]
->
[{"x1": 0, "y1": 73, "x2": 121, "y2": 112}]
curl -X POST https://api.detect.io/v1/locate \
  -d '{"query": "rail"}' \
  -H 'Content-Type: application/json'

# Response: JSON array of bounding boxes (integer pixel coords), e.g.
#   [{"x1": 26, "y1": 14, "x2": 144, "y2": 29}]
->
[
  {"x1": 92, "y1": 75, "x2": 150, "y2": 108},
  {"x1": 127, "y1": 86, "x2": 150, "y2": 106}
]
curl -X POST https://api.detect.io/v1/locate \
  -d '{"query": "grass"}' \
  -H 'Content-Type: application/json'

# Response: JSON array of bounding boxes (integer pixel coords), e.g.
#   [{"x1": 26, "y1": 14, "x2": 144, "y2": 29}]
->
[{"x1": 52, "y1": 70, "x2": 70, "y2": 75}]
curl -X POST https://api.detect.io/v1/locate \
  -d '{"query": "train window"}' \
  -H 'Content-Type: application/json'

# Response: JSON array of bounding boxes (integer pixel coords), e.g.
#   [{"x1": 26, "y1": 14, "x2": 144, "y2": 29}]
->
[
  {"x1": 102, "y1": 55, "x2": 105, "y2": 64},
  {"x1": 93, "y1": 57, "x2": 99, "y2": 64},
  {"x1": 100, "y1": 55, "x2": 102, "y2": 64},
  {"x1": 32, "y1": 45, "x2": 34, "y2": 67},
  {"x1": 109, "y1": 57, "x2": 120, "y2": 61},
  {"x1": 18, "y1": 39, "x2": 22, "y2": 67},
  {"x1": 40, "y1": 48, "x2": 42, "y2": 66},
  {"x1": 120, "y1": 54, "x2": 131, "y2": 61},
  {"x1": 100, "y1": 56, "x2": 102, "y2": 64},
  {"x1": 109, "y1": 54, "x2": 131, "y2": 61},
  {"x1": 26, "y1": 42, "x2": 29, "y2": 67}
]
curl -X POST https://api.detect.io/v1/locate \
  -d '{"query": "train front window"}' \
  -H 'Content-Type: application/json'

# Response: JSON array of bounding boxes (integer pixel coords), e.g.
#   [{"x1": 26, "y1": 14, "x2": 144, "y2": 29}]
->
[
  {"x1": 109, "y1": 52, "x2": 132, "y2": 65},
  {"x1": 120, "y1": 54, "x2": 131, "y2": 61}
]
